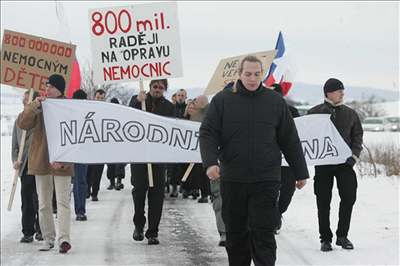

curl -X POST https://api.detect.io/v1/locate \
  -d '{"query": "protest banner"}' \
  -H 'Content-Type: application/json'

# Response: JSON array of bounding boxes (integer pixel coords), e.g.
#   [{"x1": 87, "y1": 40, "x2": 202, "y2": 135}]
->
[
  {"x1": 204, "y1": 50, "x2": 276, "y2": 95},
  {"x1": 42, "y1": 99, "x2": 351, "y2": 166},
  {"x1": 88, "y1": 2, "x2": 183, "y2": 85},
  {"x1": 0, "y1": 29, "x2": 76, "y2": 92}
]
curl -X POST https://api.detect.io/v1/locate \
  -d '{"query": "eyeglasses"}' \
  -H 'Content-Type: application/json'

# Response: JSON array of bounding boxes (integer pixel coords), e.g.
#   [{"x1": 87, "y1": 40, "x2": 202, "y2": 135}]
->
[{"x1": 152, "y1": 84, "x2": 165, "y2": 90}]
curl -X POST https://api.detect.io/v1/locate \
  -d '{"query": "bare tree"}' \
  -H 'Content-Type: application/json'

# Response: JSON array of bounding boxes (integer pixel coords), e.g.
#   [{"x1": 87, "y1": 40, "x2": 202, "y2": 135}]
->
[
  {"x1": 79, "y1": 60, "x2": 116, "y2": 100},
  {"x1": 347, "y1": 95, "x2": 386, "y2": 121}
]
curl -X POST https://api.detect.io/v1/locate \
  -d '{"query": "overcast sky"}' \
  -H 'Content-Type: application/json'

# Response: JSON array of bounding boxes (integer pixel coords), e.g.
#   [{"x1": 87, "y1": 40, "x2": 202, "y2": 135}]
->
[{"x1": 1, "y1": 1, "x2": 399, "y2": 92}]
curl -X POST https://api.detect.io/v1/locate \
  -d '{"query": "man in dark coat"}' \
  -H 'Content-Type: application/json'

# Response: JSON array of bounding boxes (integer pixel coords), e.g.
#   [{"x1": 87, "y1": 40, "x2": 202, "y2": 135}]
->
[
  {"x1": 86, "y1": 89, "x2": 106, "y2": 201},
  {"x1": 200, "y1": 56, "x2": 309, "y2": 266},
  {"x1": 167, "y1": 89, "x2": 187, "y2": 197},
  {"x1": 308, "y1": 78, "x2": 363, "y2": 252},
  {"x1": 129, "y1": 79, "x2": 174, "y2": 245}
]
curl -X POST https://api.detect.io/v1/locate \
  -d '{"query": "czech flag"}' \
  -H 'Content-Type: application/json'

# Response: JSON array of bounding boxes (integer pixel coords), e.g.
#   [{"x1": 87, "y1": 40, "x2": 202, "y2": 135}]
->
[{"x1": 264, "y1": 31, "x2": 293, "y2": 96}]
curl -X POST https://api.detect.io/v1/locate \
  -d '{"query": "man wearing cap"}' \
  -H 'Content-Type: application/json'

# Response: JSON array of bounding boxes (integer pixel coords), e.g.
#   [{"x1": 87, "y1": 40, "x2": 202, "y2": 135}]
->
[
  {"x1": 17, "y1": 74, "x2": 74, "y2": 254},
  {"x1": 308, "y1": 78, "x2": 363, "y2": 252}
]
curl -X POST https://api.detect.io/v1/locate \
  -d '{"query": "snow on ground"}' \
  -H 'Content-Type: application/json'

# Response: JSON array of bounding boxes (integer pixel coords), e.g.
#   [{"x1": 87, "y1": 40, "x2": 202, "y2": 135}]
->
[{"x1": 1, "y1": 131, "x2": 399, "y2": 265}]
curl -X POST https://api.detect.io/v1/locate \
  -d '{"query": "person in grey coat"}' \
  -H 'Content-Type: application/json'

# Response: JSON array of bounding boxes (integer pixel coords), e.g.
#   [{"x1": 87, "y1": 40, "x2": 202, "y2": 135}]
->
[{"x1": 12, "y1": 90, "x2": 42, "y2": 243}]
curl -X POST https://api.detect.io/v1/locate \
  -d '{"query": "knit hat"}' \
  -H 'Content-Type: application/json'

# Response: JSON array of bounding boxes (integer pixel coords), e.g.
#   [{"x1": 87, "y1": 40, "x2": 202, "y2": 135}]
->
[
  {"x1": 323, "y1": 78, "x2": 344, "y2": 95},
  {"x1": 46, "y1": 74, "x2": 66, "y2": 95}
]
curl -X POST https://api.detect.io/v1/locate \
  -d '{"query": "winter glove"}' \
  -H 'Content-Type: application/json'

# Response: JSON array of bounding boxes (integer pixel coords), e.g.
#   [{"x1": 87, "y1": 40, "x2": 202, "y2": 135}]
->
[{"x1": 345, "y1": 156, "x2": 356, "y2": 167}]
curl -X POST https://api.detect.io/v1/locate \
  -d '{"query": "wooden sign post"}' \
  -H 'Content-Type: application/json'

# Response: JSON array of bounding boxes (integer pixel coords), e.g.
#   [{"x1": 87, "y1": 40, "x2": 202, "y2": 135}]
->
[{"x1": 7, "y1": 88, "x2": 34, "y2": 210}]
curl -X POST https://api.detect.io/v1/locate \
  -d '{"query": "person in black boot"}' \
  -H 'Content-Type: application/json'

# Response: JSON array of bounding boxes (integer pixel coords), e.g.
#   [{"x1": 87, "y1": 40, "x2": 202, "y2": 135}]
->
[
  {"x1": 200, "y1": 56, "x2": 309, "y2": 266},
  {"x1": 271, "y1": 84, "x2": 301, "y2": 234},
  {"x1": 12, "y1": 90, "x2": 42, "y2": 244},
  {"x1": 308, "y1": 78, "x2": 363, "y2": 252},
  {"x1": 129, "y1": 79, "x2": 174, "y2": 245},
  {"x1": 106, "y1": 161, "x2": 126, "y2": 190}
]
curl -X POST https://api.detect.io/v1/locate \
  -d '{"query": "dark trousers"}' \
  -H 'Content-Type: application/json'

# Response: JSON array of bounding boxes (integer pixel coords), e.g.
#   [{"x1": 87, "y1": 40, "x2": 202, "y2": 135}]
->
[
  {"x1": 20, "y1": 170, "x2": 40, "y2": 237},
  {"x1": 87, "y1": 164, "x2": 104, "y2": 197},
  {"x1": 131, "y1": 164, "x2": 165, "y2": 238},
  {"x1": 221, "y1": 181, "x2": 280, "y2": 266},
  {"x1": 166, "y1": 164, "x2": 183, "y2": 186},
  {"x1": 278, "y1": 167, "x2": 296, "y2": 215},
  {"x1": 198, "y1": 166, "x2": 211, "y2": 198},
  {"x1": 107, "y1": 164, "x2": 126, "y2": 185},
  {"x1": 314, "y1": 164, "x2": 357, "y2": 242},
  {"x1": 73, "y1": 164, "x2": 88, "y2": 215}
]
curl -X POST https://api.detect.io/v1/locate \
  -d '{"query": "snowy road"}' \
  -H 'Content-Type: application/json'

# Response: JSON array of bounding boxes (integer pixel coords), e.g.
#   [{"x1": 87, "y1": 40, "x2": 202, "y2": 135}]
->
[{"x1": 1, "y1": 135, "x2": 399, "y2": 266}]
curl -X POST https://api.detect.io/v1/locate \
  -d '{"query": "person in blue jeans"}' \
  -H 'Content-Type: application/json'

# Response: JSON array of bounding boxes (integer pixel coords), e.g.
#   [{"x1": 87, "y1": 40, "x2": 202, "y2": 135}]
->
[
  {"x1": 73, "y1": 164, "x2": 88, "y2": 221},
  {"x1": 72, "y1": 90, "x2": 89, "y2": 221}
]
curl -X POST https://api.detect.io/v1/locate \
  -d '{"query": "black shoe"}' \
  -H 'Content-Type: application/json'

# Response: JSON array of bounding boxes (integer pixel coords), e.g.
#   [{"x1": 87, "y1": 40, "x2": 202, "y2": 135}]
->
[
  {"x1": 321, "y1": 241, "x2": 333, "y2": 252},
  {"x1": 197, "y1": 197, "x2": 208, "y2": 203},
  {"x1": 116, "y1": 179, "x2": 123, "y2": 190},
  {"x1": 20, "y1": 235, "x2": 34, "y2": 243},
  {"x1": 76, "y1": 214, "x2": 88, "y2": 221},
  {"x1": 132, "y1": 228, "x2": 144, "y2": 241},
  {"x1": 218, "y1": 233, "x2": 226, "y2": 247},
  {"x1": 35, "y1": 232, "x2": 43, "y2": 241},
  {"x1": 59, "y1": 241, "x2": 71, "y2": 254},
  {"x1": 86, "y1": 191, "x2": 91, "y2": 199},
  {"x1": 148, "y1": 237, "x2": 160, "y2": 245},
  {"x1": 191, "y1": 189, "x2": 199, "y2": 200},
  {"x1": 182, "y1": 190, "x2": 189, "y2": 199},
  {"x1": 170, "y1": 186, "x2": 178, "y2": 197},
  {"x1": 336, "y1": 237, "x2": 354, "y2": 249},
  {"x1": 91, "y1": 196, "x2": 98, "y2": 201},
  {"x1": 107, "y1": 184, "x2": 115, "y2": 190}
]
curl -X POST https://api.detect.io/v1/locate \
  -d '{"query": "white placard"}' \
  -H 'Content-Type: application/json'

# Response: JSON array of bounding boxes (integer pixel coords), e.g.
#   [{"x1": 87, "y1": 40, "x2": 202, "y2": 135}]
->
[{"x1": 88, "y1": 2, "x2": 182, "y2": 85}]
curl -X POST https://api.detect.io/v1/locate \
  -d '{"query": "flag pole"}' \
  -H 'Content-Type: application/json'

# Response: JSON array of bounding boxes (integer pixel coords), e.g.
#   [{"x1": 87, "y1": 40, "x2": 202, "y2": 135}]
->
[
  {"x1": 181, "y1": 163, "x2": 195, "y2": 183},
  {"x1": 7, "y1": 88, "x2": 34, "y2": 210}
]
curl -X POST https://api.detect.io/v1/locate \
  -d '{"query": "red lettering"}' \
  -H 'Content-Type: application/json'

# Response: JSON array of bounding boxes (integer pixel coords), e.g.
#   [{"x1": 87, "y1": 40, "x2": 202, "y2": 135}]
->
[
  {"x1": 112, "y1": 66, "x2": 119, "y2": 80},
  {"x1": 103, "y1": 66, "x2": 113, "y2": 81},
  {"x1": 163, "y1": 61, "x2": 171, "y2": 75},
  {"x1": 4, "y1": 33, "x2": 11, "y2": 44},
  {"x1": 105, "y1": 11, "x2": 118, "y2": 34},
  {"x1": 119, "y1": 9, "x2": 132, "y2": 33},
  {"x1": 141, "y1": 63, "x2": 150, "y2": 77},
  {"x1": 92, "y1": 11, "x2": 105, "y2": 36},
  {"x1": 3, "y1": 67, "x2": 16, "y2": 83}
]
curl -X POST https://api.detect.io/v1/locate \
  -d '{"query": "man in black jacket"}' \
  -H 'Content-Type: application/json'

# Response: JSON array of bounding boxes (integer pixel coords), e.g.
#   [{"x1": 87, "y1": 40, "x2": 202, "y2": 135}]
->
[
  {"x1": 167, "y1": 89, "x2": 187, "y2": 197},
  {"x1": 129, "y1": 79, "x2": 174, "y2": 245},
  {"x1": 200, "y1": 56, "x2": 309, "y2": 266},
  {"x1": 271, "y1": 83, "x2": 301, "y2": 233},
  {"x1": 308, "y1": 78, "x2": 363, "y2": 252},
  {"x1": 87, "y1": 89, "x2": 106, "y2": 201}
]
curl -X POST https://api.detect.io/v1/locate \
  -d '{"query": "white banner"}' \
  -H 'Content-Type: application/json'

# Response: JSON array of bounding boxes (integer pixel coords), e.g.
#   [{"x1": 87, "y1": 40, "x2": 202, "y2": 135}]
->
[
  {"x1": 283, "y1": 114, "x2": 352, "y2": 166},
  {"x1": 42, "y1": 100, "x2": 352, "y2": 165},
  {"x1": 88, "y1": 2, "x2": 183, "y2": 85},
  {"x1": 42, "y1": 99, "x2": 201, "y2": 164}
]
